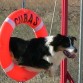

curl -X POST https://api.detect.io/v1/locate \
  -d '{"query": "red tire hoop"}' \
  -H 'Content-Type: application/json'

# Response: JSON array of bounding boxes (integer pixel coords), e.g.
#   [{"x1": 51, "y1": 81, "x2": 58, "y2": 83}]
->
[{"x1": 0, "y1": 8, "x2": 48, "y2": 82}]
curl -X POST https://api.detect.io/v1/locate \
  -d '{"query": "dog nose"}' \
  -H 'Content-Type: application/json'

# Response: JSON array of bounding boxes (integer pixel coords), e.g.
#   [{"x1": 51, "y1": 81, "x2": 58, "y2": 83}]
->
[{"x1": 74, "y1": 49, "x2": 77, "y2": 53}]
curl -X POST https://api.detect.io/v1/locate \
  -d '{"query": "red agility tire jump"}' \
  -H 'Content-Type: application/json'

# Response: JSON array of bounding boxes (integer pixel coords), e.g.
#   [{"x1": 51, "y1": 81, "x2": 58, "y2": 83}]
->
[{"x1": 0, "y1": 9, "x2": 48, "y2": 82}]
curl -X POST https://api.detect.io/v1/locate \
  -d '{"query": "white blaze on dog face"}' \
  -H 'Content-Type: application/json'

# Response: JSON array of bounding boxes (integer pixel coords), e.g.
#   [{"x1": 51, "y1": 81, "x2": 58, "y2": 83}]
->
[
  {"x1": 66, "y1": 38, "x2": 75, "y2": 53},
  {"x1": 66, "y1": 45, "x2": 75, "y2": 53}
]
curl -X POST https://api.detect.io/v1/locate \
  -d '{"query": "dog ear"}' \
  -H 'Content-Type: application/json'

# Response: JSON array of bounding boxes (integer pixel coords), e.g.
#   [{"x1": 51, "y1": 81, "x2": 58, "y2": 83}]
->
[
  {"x1": 56, "y1": 34, "x2": 66, "y2": 38},
  {"x1": 71, "y1": 37, "x2": 77, "y2": 41},
  {"x1": 56, "y1": 34, "x2": 65, "y2": 41},
  {"x1": 56, "y1": 34, "x2": 62, "y2": 37}
]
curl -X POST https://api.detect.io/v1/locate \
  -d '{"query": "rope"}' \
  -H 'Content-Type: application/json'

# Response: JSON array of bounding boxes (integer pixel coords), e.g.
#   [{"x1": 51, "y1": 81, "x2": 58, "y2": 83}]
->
[
  {"x1": 49, "y1": 0, "x2": 58, "y2": 36},
  {"x1": 22, "y1": 0, "x2": 26, "y2": 8}
]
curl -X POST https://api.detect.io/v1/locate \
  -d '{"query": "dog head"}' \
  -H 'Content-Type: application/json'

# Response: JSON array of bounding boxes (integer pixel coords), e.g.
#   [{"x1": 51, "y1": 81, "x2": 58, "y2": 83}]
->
[{"x1": 50, "y1": 34, "x2": 77, "y2": 58}]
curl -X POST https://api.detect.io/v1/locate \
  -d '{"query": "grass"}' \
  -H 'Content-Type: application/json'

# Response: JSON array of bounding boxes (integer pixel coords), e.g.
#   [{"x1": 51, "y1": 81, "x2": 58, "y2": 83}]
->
[{"x1": 0, "y1": 0, "x2": 80, "y2": 83}]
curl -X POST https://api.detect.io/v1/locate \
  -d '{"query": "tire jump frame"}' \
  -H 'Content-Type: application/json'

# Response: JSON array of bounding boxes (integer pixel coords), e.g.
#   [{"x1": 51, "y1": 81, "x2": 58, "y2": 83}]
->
[{"x1": 0, "y1": 8, "x2": 48, "y2": 82}]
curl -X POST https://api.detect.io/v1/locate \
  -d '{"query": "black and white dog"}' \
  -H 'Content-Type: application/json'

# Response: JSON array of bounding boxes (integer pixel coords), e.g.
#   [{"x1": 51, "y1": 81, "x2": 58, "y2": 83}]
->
[{"x1": 10, "y1": 34, "x2": 77, "y2": 73}]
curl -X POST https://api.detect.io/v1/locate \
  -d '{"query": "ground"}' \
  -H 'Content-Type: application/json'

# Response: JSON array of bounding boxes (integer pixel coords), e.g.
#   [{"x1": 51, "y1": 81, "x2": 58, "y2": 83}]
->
[{"x1": 0, "y1": 0, "x2": 80, "y2": 83}]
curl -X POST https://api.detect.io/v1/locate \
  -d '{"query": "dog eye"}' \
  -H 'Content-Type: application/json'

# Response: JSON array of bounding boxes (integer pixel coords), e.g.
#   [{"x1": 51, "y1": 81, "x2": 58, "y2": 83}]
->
[
  {"x1": 71, "y1": 42, "x2": 74, "y2": 45},
  {"x1": 71, "y1": 40, "x2": 74, "y2": 45}
]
